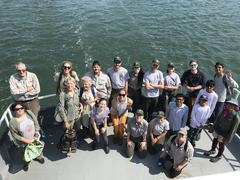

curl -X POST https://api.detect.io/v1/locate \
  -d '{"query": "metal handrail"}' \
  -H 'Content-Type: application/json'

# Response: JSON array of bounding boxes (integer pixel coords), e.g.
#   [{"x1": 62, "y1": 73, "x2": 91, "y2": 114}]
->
[{"x1": 0, "y1": 93, "x2": 56, "y2": 128}]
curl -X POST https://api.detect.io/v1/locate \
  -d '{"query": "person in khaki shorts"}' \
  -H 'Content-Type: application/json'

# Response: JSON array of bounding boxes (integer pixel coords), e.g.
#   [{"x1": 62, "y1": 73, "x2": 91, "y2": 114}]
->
[{"x1": 126, "y1": 109, "x2": 148, "y2": 158}]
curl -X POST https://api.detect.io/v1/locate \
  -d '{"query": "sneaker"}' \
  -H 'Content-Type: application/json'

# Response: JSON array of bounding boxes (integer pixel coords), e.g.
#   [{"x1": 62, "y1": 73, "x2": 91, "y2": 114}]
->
[
  {"x1": 35, "y1": 157, "x2": 45, "y2": 164},
  {"x1": 210, "y1": 156, "x2": 222, "y2": 163},
  {"x1": 203, "y1": 150, "x2": 216, "y2": 156},
  {"x1": 23, "y1": 163, "x2": 29, "y2": 171},
  {"x1": 104, "y1": 146, "x2": 110, "y2": 154}
]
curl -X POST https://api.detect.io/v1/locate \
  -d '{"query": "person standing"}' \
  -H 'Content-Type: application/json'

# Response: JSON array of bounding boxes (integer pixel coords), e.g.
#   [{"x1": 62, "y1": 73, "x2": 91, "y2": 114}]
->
[
  {"x1": 128, "y1": 61, "x2": 144, "y2": 113},
  {"x1": 9, "y1": 102, "x2": 45, "y2": 171},
  {"x1": 54, "y1": 60, "x2": 79, "y2": 95},
  {"x1": 181, "y1": 59, "x2": 206, "y2": 123},
  {"x1": 57, "y1": 78, "x2": 82, "y2": 130},
  {"x1": 85, "y1": 61, "x2": 112, "y2": 102},
  {"x1": 209, "y1": 62, "x2": 239, "y2": 124},
  {"x1": 142, "y1": 59, "x2": 164, "y2": 121},
  {"x1": 188, "y1": 95, "x2": 210, "y2": 147},
  {"x1": 9, "y1": 62, "x2": 41, "y2": 118},
  {"x1": 166, "y1": 93, "x2": 189, "y2": 136},
  {"x1": 194, "y1": 80, "x2": 218, "y2": 118},
  {"x1": 204, "y1": 98, "x2": 240, "y2": 162},
  {"x1": 126, "y1": 109, "x2": 148, "y2": 158},
  {"x1": 161, "y1": 62, "x2": 181, "y2": 112},
  {"x1": 107, "y1": 56, "x2": 129, "y2": 106}
]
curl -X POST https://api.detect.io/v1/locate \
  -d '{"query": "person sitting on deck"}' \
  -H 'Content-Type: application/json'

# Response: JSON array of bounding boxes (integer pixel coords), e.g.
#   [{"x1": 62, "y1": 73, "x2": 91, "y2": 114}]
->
[
  {"x1": 148, "y1": 111, "x2": 169, "y2": 154},
  {"x1": 90, "y1": 98, "x2": 110, "y2": 154},
  {"x1": 111, "y1": 89, "x2": 133, "y2": 145},
  {"x1": 158, "y1": 127, "x2": 194, "y2": 178},
  {"x1": 126, "y1": 109, "x2": 148, "y2": 159},
  {"x1": 9, "y1": 102, "x2": 45, "y2": 171},
  {"x1": 54, "y1": 60, "x2": 79, "y2": 95},
  {"x1": 204, "y1": 98, "x2": 240, "y2": 163},
  {"x1": 188, "y1": 94, "x2": 210, "y2": 147}
]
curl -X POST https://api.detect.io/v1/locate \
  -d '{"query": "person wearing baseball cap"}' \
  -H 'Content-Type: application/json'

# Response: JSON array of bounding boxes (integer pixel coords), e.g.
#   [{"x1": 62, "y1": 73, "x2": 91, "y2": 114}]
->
[
  {"x1": 128, "y1": 61, "x2": 144, "y2": 113},
  {"x1": 161, "y1": 62, "x2": 181, "y2": 112},
  {"x1": 158, "y1": 126, "x2": 194, "y2": 178},
  {"x1": 142, "y1": 59, "x2": 164, "y2": 121},
  {"x1": 204, "y1": 98, "x2": 240, "y2": 163},
  {"x1": 188, "y1": 94, "x2": 210, "y2": 147},
  {"x1": 107, "y1": 56, "x2": 130, "y2": 108},
  {"x1": 148, "y1": 111, "x2": 169, "y2": 154},
  {"x1": 126, "y1": 109, "x2": 148, "y2": 158}
]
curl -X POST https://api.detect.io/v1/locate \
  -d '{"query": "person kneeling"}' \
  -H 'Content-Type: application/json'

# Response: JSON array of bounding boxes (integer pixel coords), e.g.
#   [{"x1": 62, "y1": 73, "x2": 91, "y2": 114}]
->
[
  {"x1": 91, "y1": 98, "x2": 110, "y2": 154},
  {"x1": 158, "y1": 127, "x2": 194, "y2": 178},
  {"x1": 148, "y1": 111, "x2": 169, "y2": 154},
  {"x1": 126, "y1": 109, "x2": 148, "y2": 158}
]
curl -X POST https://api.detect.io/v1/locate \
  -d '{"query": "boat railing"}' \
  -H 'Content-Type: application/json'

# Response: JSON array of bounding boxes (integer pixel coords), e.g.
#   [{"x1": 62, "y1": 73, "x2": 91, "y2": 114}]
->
[{"x1": 0, "y1": 94, "x2": 56, "y2": 132}]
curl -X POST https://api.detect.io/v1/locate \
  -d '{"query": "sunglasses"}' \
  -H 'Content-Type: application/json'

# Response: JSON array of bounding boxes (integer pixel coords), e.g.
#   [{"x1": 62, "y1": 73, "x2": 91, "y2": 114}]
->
[
  {"x1": 119, "y1": 94, "x2": 126, "y2": 97},
  {"x1": 63, "y1": 66, "x2": 71, "y2": 70},
  {"x1": 15, "y1": 107, "x2": 24, "y2": 111},
  {"x1": 17, "y1": 69, "x2": 26, "y2": 73},
  {"x1": 190, "y1": 64, "x2": 197, "y2": 67}
]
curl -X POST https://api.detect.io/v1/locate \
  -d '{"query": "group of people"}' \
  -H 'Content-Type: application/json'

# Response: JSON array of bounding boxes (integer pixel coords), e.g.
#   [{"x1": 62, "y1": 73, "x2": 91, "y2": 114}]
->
[{"x1": 8, "y1": 58, "x2": 240, "y2": 178}]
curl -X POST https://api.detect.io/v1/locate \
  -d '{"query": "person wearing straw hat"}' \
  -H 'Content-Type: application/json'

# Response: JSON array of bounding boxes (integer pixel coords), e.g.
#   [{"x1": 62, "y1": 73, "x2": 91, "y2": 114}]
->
[{"x1": 204, "y1": 98, "x2": 240, "y2": 162}]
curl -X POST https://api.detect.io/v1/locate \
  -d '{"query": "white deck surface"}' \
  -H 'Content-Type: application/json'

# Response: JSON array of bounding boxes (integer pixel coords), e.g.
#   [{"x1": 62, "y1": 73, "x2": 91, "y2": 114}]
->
[{"x1": 6, "y1": 126, "x2": 240, "y2": 180}]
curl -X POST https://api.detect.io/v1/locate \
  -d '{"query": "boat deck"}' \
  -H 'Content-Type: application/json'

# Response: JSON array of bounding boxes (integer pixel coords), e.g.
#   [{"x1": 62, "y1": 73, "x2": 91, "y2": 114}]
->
[{"x1": 5, "y1": 107, "x2": 240, "y2": 180}]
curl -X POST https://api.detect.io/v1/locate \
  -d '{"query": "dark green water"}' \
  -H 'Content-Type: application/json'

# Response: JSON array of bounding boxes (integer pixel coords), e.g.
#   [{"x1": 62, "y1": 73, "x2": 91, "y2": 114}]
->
[{"x1": 1, "y1": 0, "x2": 240, "y2": 114}]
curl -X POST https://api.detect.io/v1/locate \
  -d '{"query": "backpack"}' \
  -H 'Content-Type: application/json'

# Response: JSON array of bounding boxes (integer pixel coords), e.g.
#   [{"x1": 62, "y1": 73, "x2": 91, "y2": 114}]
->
[
  {"x1": 58, "y1": 129, "x2": 78, "y2": 153},
  {"x1": 214, "y1": 74, "x2": 233, "y2": 96},
  {"x1": 170, "y1": 135, "x2": 188, "y2": 152},
  {"x1": 79, "y1": 85, "x2": 96, "y2": 98}
]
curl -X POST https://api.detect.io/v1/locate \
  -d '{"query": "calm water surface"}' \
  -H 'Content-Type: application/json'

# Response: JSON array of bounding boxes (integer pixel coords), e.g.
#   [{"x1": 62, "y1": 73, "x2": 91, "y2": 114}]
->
[{"x1": 0, "y1": 0, "x2": 240, "y2": 113}]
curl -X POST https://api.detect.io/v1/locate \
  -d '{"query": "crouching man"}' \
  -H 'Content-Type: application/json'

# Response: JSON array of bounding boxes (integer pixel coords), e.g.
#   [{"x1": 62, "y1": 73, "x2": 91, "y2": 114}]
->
[
  {"x1": 126, "y1": 109, "x2": 148, "y2": 158},
  {"x1": 158, "y1": 127, "x2": 194, "y2": 178}
]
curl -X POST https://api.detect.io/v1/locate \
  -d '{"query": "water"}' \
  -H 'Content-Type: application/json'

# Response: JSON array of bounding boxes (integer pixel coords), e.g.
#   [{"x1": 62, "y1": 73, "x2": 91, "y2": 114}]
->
[{"x1": 1, "y1": 0, "x2": 240, "y2": 114}]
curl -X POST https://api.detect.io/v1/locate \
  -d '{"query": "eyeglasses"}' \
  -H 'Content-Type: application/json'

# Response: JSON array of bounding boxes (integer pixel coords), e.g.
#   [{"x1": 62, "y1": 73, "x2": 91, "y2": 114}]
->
[
  {"x1": 190, "y1": 64, "x2": 197, "y2": 67},
  {"x1": 152, "y1": 64, "x2": 159, "y2": 67},
  {"x1": 63, "y1": 66, "x2": 71, "y2": 70},
  {"x1": 176, "y1": 98, "x2": 184, "y2": 101},
  {"x1": 119, "y1": 94, "x2": 126, "y2": 97},
  {"x1": 15, "y1": 107, "x2": 24, "y2": 111},
  {"x1": 17, "y1": 69, "x2": 26, "y2": 73}
]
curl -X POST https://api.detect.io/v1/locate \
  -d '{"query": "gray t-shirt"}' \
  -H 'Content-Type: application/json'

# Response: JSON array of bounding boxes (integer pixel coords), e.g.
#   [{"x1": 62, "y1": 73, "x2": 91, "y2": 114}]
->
[
  {"x1": 142, "y1": 70, "x2": 164, "y2": 97},
  {"x1": 163, "y1": 72, "x2": 181, "y2": 87},
  {"x1": 107, "y1": 67, "x2": 129, "y2": 89},
  {"x1": 149, "y1": 118, "x2": 169, "y2": 136},
  {"x1": 127, "y1": 118, "x2": 148, "y2": 138}
]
